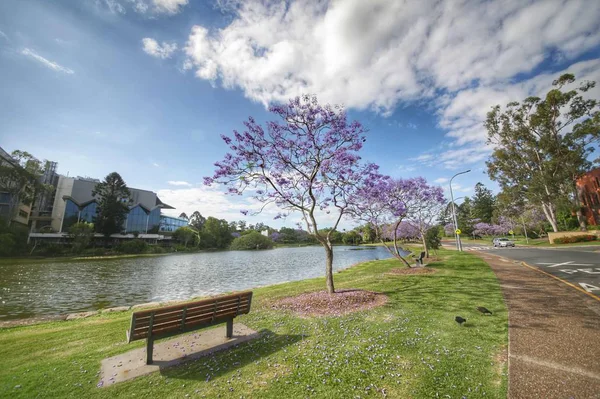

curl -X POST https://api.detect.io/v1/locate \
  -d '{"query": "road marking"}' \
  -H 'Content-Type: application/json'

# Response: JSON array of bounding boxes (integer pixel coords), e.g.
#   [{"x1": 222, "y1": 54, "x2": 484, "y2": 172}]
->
[
  {"x1": 578, "y1": 268, "x2": 600, "y2": 274},
  {"x1": 537, "y1": 261, "x2": 593, "y2": 268},
  {"x1": 521, "y1": 262, "x2": 600, "y2": 302},
  {"x1": 579, "y1": 283, "x2": 600, "y2": 293}
]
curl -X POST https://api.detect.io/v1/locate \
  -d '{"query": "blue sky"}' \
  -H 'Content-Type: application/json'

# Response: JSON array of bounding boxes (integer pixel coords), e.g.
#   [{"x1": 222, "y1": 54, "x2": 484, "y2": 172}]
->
[{"x1": 1, "y1": 0, "x2": 600, "y2": 229}]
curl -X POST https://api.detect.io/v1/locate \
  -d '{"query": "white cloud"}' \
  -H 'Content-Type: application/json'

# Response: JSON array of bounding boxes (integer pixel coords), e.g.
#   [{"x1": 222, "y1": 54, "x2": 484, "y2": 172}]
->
[
  {"x1": 434, "y1": 178, "x2": 448, "y2": 184},
  {"x1": 183, "y1": 0, "x2": 600, "y2": 111},
  {"x1": 142, "y1": 38, "x2": 178, "y2": 59},
  {"x1": 158, "y1": 184, "x2": 359, "y2": 230},
  {"x1": 152, "y1": 0, "x2": 188, "y2": 14},
  {"x1": 152, "y1": 162, "x2": 160, "y2": 167},
  {"x1": 21, "y1": 48, "x2": 74, "y2": 74},
  {"x1": 98, "y1": 0, "x2": 126, "y2": 14},
  {"x1": 0, "y1": 30, "x2": 8, "y2": 41},
  {"x1": 168, "y1": 180, "x2": 192, "y2": 187},
  {"x1": 181, "y1": 0, "x2": 600, "y2": 168}
]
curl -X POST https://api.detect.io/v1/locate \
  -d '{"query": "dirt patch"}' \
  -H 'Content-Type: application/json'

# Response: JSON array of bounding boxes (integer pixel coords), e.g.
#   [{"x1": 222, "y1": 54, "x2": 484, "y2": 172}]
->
[
  {"x1": 386, "y1": 267, "x2": 437, "y2": 275},
  {"x1": 271, "y1": 289, "x2": 388, "y2": 317},
  {"x1": 492, "y1": 346, "x2": 508, "y2": 386}
]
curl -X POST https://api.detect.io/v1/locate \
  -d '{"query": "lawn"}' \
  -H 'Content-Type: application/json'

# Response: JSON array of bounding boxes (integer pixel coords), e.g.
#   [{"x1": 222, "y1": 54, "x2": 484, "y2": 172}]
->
[{"x1": 0, "y1": 249, "x2": 508, "y2": 398}]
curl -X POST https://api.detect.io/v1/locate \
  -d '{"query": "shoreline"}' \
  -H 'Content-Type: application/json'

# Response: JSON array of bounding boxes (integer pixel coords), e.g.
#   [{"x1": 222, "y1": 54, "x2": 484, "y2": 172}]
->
[{"x1": 0, "y1": 254, "x2": 389, "y2": 328}]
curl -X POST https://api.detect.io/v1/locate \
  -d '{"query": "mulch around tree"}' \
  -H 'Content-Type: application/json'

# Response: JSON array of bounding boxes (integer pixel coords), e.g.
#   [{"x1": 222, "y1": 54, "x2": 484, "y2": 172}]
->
[
  {"x1": 386, "y1": 267, "x2": 438, "y2": 275},
  {"x1": 271, "y1": 289, "x2": 388, "y2": 317}
]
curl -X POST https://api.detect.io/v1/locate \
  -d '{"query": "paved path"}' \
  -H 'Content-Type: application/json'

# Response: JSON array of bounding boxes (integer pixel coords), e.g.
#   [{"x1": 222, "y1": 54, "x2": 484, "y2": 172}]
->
[{"x1": 475, "y1": 252, "x2": 600, "y2": 399}]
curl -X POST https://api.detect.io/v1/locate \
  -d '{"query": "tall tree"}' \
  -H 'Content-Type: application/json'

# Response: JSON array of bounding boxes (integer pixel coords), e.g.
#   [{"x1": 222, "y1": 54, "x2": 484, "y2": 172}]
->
[
  {"x1": 352, "y1": 177, "x2": 423, "y2": 267},
  {"x1": 405, "y1": 178, "x2": 446, "y2": 258},
  {"x1": 92, "y1": 172, "x2": 131, "y2": 238},
  {"x1": 206, "y1": 95, "x2": 378, "y2": 294},
  {"x1": 200, "y1": 217, "x2": 233, "y2": 249},
  {"x1": 485, "y1": 74, "x2": 600, "y2": 232},
  {"x1": 178, "y1": 212, "x2": 188, "y2": 220},
  {"x1": 0, "y1": 150, "x2": 47, "y2": 226},
  {"x1": 189, "y1": 211, "x2": 206, "y2": 230},
  {"x1": 471, "y1": 182, "x2": 495, "y2": 223}
]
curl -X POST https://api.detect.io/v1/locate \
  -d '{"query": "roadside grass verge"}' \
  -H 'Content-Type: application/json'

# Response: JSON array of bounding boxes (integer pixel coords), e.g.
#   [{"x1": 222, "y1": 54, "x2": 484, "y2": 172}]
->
[{"x1": 0, "y1": 249, "x2": 507, "y2": 398}]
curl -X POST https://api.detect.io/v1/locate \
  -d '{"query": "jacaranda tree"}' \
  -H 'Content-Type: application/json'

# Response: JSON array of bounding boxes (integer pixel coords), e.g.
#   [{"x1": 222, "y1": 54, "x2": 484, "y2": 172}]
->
[
  {"x1": 206, "y1": 95, "x2": 379, "y2": 294},
  {"x1": 352, "y1": 177, "x2": 420, "y2": 267}
]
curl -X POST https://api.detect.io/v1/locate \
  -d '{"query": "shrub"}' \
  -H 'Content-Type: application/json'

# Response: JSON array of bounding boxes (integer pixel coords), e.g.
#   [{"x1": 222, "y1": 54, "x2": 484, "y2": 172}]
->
[
  {"x1": 425, "y1": 226, "x2": 442, "y2": 251},
  {"x1": 149, "y1": 245, "x2": 166, "y2": 254},
  {"x1": 116, "y1": 239, "x2": 148, "y2": 254},
  {"x1": 38, "y1": 244, "x2": 66, "y2": 256},
  {"x1": 553, "y1": 234, "x2": 597, "y2": 244},
  {"x1": 230, "y1": 231, "x2": 274, "y2": 250},
  {"x1": 0, "y1": 233, "x2": 16, "y2": 256}
]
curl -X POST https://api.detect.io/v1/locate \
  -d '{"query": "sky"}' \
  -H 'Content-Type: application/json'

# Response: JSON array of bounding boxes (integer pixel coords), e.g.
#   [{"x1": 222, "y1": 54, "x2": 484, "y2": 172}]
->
[{"x1": 1, "y1": 0, "x2": 600, "y2": 229}]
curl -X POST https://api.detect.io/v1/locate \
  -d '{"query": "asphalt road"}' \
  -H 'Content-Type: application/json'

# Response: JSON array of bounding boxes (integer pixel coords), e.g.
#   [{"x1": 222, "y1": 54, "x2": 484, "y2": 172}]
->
[{"x1": 454, "y1": 243, "x2": 600, "y2": 299}]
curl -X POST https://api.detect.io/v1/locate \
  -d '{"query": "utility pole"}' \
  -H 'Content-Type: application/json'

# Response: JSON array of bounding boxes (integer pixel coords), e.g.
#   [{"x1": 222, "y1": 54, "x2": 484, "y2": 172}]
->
[{"x1": 449, "y1": 170, "x2": 471, "y2": 252}]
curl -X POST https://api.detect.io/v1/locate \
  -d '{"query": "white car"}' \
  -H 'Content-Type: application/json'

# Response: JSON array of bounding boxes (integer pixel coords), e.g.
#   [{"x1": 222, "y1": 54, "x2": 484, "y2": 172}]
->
[{"x1": 494, "y1": 238, "x2": 515, "y2": 248}]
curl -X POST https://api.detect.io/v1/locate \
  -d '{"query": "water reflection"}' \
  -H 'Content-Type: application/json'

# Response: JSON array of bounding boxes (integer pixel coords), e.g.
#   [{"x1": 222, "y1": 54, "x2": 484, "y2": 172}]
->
[{"x1": 0, "y1": 246, "x2": 391, "y2": 319}]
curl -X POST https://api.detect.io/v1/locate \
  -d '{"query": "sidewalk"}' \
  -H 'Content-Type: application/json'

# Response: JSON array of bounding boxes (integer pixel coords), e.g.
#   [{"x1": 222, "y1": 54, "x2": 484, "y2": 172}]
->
[{"x1": 475, "y1": 252, "x2": 600, "y2": 399}]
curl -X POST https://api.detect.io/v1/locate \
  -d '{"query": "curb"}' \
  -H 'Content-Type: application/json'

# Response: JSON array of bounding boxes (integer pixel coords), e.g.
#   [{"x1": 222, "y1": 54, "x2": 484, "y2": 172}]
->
[{"x1": 520, "y1": 261, "x2": 600, "y2": 302}]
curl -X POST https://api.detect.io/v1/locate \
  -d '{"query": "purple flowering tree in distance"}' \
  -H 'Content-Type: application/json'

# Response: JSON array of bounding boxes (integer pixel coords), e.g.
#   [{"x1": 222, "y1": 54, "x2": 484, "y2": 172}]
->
[
  {"x1": 205, "y1": 95, "x2": 379, "y2": 294},
  {"x1": 351, "y1": 177, "x2": 425, "y2": 267},
  {"x1": 404, "y1": 178, "x2": 446, "y2": 257}
]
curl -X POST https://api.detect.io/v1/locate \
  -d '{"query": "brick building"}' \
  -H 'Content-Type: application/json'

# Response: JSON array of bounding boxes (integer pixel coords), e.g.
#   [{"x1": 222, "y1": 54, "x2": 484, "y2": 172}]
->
[{"x1": 577, "y1": 168, "x2": 600, "y2": 226}]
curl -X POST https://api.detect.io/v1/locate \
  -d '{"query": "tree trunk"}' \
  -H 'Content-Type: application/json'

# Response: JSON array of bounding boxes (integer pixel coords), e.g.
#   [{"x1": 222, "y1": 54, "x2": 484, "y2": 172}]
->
[
  {"x1": 323, "y1": 242, "x2": 335, "y2": 294},
  {"x1": 541, "y1": 202, "x2": 559, "y2": 232},
  {"x1": 379, "y1": 238, "x2": 411, "y2": 267},
  {"x1": 421, "y1": 232, "x2": 429, "y2": 258},
  {"x1": 574, "y1": 187, "x2": 587, "y2": 231}
]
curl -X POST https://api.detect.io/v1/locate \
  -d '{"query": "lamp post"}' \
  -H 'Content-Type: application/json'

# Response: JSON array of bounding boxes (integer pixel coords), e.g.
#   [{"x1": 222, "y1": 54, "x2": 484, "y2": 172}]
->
[{"x1": 449, "y1": 169, "x2": 471, "y2": 251}]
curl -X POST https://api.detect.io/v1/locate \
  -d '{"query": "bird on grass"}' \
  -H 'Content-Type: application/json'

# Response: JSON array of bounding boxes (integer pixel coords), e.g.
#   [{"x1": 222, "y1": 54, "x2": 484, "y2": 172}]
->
[
  {"x1": 455, "y1": 316, "x2": 466, "y2": 326},
  {"x1": 477, "y1": 306, "x2": 492, "y2": 315}
]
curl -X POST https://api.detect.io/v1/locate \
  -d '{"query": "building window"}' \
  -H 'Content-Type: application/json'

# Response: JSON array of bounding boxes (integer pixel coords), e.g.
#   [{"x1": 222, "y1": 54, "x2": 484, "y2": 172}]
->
[
  {"x1": 18, "y1": 210, "x2": 28, "y2": 218},
  {"x1": 125, "y1": 205, "x2": 149, "y2": 233}
]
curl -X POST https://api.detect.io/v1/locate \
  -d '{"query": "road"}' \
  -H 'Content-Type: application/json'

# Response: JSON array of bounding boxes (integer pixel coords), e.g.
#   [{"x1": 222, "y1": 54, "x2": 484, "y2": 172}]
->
[{"x1": 449, "y1": 242, "x2": 600, "y2": 300}]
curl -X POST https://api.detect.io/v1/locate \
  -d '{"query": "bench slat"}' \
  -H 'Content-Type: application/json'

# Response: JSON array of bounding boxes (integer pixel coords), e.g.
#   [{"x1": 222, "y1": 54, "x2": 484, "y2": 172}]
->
[
  {"x1": 132, "y1": 292, "x2": 252, "y2": 318},
  {"x1": 127, "y1": 292, "x2": 253, "y2": 343},
  {"x1": 132, "y1": 300, "x2": 251, "y2": 329}
]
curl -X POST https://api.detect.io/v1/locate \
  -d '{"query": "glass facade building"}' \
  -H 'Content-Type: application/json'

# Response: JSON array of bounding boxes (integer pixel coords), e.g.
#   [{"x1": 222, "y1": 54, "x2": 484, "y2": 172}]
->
[
  {"x1": 159, "y1": 215, "x2": 189, "y2": 232},
  {"x1": 62, "y1": 200, "x2": 164, "y2": 233}
]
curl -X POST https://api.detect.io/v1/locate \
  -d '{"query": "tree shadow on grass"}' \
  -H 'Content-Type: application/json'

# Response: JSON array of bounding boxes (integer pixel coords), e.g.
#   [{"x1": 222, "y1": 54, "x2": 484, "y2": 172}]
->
[{"x1": 158, "y1": 329, "x2": 304, "y2": 382}]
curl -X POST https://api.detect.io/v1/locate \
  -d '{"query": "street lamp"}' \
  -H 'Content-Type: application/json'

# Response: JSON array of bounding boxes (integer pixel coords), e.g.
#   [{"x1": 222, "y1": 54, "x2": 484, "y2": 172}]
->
[{"x1": 449, "y1": 169, "x2": 471, "y2": 251}]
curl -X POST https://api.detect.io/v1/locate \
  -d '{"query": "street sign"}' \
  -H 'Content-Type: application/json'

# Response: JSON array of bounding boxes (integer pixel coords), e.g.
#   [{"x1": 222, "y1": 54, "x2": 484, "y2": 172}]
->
[{"x1": 455, "y1": 229, "x2": 462, "y2": 235}]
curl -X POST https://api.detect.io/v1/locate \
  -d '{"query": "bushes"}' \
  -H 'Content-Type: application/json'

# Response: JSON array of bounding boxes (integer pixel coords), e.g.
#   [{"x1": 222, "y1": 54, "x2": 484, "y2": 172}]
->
[
  {"x1": 553, "y1": 234, "x2": 597, "y2": 244},
  {"x1": 230, "y1": 231, "x2": 274, "y2": 250},
  {"x1": 116, "y1": 239, "x2": 148, "y2": 254},
  {"x1": 0, "y1": 233, "x2": 16, "y2": 256}
]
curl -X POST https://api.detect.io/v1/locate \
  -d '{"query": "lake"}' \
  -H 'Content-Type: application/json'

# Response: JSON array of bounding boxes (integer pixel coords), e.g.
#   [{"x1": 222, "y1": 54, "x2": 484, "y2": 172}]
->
[{"x1": 0, "y1": 246, "x2": 392, "y2": 320}]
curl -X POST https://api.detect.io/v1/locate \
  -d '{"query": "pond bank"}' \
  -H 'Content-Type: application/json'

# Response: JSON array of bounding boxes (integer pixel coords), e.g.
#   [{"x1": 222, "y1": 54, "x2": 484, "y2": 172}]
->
[
  {"x1": 0, "y1": 246, "x2": 393, "y2": 320},
  {"x1": 0, "y1": 249, "x2": 508, "y2": 398}
]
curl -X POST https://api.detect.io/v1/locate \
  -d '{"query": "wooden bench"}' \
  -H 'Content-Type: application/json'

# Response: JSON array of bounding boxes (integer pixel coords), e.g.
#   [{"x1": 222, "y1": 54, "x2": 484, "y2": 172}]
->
[{"x1": 127, "y1": 291, "x2": 253, "y2": 364}]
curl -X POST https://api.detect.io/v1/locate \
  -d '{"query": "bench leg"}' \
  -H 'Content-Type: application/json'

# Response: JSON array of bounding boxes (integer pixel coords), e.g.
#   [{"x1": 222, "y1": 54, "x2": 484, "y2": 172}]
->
[
  {"x1": 146, "y1": 337, "x2": 154, "y2": 365},
  {"x1": 226, "y1": 319, "x2": 233, "y2": 339}
]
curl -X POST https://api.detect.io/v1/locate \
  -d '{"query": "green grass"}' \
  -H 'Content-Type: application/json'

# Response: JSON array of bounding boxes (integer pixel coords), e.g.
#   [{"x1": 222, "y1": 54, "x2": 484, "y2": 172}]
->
[{"x1": 0, "y1": 250, "x2": 508, "y2": 398}]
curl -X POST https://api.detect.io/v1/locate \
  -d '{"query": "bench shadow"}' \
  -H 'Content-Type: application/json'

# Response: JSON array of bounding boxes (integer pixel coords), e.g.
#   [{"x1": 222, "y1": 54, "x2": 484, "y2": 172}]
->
[{"x1": 157, "y1": 329, "x2": 304, "y2": 381}]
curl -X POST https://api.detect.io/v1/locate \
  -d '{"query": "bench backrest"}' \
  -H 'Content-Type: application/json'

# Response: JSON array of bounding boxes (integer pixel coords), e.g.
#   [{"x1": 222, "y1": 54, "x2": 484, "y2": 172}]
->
[{"x1": 127, "y1": 291, "x2": 253, "y2": 343}]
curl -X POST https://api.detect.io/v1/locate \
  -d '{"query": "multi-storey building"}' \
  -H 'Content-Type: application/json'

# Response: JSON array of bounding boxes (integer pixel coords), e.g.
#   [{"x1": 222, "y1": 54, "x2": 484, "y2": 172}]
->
[{"x1": 0, "y1": 146, "x2": 33, "y2": 227}]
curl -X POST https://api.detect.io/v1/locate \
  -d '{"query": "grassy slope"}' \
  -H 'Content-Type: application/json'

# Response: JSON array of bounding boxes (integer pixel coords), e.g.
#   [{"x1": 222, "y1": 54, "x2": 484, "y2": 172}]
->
[{"x1": 0, "y1": 250, "x2": 507, "y2": 398}]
